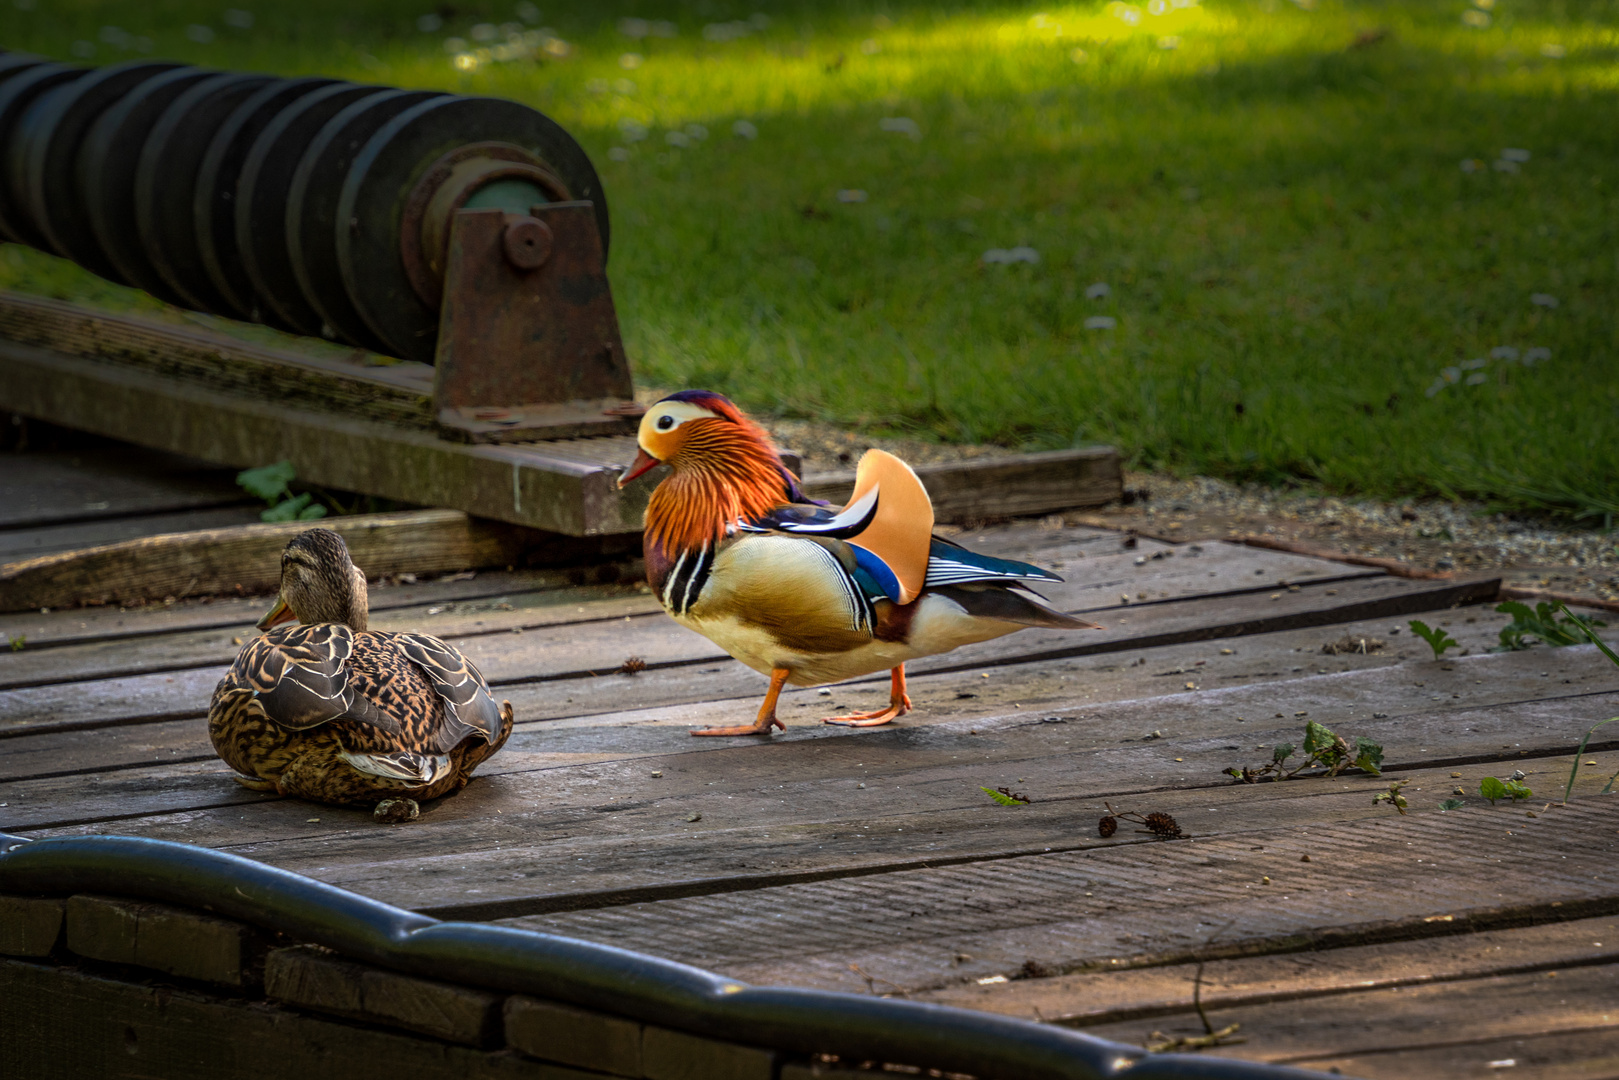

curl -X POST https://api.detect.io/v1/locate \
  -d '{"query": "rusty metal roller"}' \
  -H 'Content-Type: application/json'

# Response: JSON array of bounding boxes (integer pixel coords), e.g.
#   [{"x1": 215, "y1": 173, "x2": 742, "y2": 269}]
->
[{"x1": 336, "y1": 95, "x2": 608, "y2": 363}]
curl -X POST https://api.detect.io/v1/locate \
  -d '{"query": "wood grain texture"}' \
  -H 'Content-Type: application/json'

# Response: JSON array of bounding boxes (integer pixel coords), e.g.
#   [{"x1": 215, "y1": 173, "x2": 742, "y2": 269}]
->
[
  {"x1": 65, "y1": 894, "x2": 263, "y2": 988},
  {"x1": 0, "y1": 509, "x2": 537, "y2": 612},
  {"x1": 0, "y1": 895, "x2": 63, "y2": 956},
  {"x1": 0, "y1": 957, "x2": 609, "y2": 1080},
  {"x1": 505, "y1": 996, "x2": 643, "y2": 1077}
]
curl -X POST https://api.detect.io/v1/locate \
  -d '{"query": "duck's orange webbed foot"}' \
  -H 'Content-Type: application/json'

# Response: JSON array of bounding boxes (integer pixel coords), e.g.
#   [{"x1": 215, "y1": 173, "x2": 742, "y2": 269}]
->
[
  {"x1": 692, "y1": 667, "x2": 790, "y2": 737},
  {"x1": 822, "y1": 666, "x2": 912, "y2": 727}
]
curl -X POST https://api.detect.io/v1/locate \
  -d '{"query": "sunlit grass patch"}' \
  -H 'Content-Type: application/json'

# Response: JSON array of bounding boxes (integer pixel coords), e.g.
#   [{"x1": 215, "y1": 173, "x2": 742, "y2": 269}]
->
[{"x1": 0, "y1": 0, "x2": 1615, "y2": 519}]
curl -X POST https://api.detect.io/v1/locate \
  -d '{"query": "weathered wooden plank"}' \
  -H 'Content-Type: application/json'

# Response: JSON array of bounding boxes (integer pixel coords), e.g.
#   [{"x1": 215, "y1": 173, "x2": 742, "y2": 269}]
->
[
  {"x1": 0, "y1": 554, "x2": 1437, "y2": 705},
  {"x1": 0, "y1": 288, "x2": 436, "y2": 426},
  {"x1": 0, "y1": 600, "x2": 1549, "y2": 786},
  {"x1": 11, "y1": 644, "x2": 1613, "y2": 904},
  {"x1": 0, "y1": 505, "x2": 266, "y2": 562},
  {"x1": 0, "y1": 342, "x2": 643, "y2": 536},
  {"x1": 800, "y1": 447, "x2": 1122, "y2": 522},
  {"x1": 1075, "y1": 962, "x2": 1619, "y2": 1075},
  {"x1": 265, "y1": 944, "x2": 504, "y2": 1047},
  {"x1": 0, "y1": 442, "x2": 249, "y2": 530},
  {"x1": 641, "y1": 1027, "x2": 778, "y2": 1080},
  {"x1": 912, "y1": 913, "x2": 1619, "y2": 1024},
  {"x1": 505, "y1": 996, "x2": 643, "y2": 1077},
  {"x1": 0, "y1": 895, "x2": 63, "y2": 956},
  {"x1": 0, "y1": 509, "x2": 550, "y2": 613},
  {"x1": 0, "y1": 957, "x2": 608, "y2": 1080},
  {"x1": 504, "y1": 800, "x2": 1619, "y2": 997},
  {"x1": 65, "y1": 894, "x2": 265, "y2": 988}
]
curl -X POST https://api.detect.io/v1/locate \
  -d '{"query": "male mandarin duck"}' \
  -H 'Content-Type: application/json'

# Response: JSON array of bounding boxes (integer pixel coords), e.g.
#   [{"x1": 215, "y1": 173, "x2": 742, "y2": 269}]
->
[
  {"x1": 208, "y1": 528, "x2": 513, "y2": 807},
  {"x1": 618, "y1": 390, "x2": 1099, "y2": 737}
]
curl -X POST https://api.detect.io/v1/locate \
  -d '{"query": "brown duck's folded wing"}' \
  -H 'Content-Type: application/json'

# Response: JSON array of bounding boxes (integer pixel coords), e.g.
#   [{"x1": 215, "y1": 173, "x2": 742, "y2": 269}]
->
[
  {"x1": 229, "y1": 624, "x2": 404, "y2": 736},
  {"x1": 392, "y1": 632, "x2": 504, "y2": 745}
]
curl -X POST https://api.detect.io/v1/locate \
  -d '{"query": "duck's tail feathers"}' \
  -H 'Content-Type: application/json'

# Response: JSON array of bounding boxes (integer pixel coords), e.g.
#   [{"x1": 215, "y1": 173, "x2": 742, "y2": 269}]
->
[
  {"x1": 340, "y1": 749, "x2": 455, "y2": 785},
  {"x1": 925, "y1": 537, "x2": 1065, "y2": 587},
  {"x1": 933, "y1": 583, "x2": 1102, "y2": 630}
]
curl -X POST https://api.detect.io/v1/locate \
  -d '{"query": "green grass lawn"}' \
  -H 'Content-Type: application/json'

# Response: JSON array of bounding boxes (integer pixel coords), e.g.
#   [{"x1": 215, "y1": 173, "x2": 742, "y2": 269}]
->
[{"x1": 2, "y1": 0, "x2": 1616, "y2": 520}]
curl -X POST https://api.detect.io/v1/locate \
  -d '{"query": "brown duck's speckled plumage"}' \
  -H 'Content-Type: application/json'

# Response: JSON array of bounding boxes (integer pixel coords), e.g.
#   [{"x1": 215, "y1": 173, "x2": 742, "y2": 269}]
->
[{"x1": 208, "y1": 528, "x2": 512, "y2": 807}]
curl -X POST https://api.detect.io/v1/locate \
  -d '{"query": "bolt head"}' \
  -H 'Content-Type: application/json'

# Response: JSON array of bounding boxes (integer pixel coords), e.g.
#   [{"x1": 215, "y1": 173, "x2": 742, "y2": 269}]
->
[{"x1": 502, "y1": 216, "x2": 553, "y2": 270}]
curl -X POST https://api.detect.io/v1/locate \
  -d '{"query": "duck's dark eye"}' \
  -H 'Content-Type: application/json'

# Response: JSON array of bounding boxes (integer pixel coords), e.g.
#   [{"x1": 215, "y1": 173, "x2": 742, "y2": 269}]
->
[{"x1": 656, "y1": 415, "x2": 675, "y2": 431}]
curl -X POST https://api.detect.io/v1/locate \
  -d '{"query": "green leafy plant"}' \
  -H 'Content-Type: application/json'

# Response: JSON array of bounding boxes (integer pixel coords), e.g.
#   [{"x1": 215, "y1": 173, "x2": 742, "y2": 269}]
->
[
  {"x1": 981, "y1": 786, "x2": 1029, "y2": 806},
  {"x1": 1558, "y1": 602, "x2": 1619, "y2": 801},
  {"x1": 1438, "y1": 798, "x2": 1465, "y2": 811},
  {"x1": 237, "y1": 460, "x2": 327, "y2": 523},
  {"x1": 7, "y1": 633, "x2": 24, "y2": 652},
  {"x1": 1373, "y1": 779, "x2": 1409, "y2": 814},
  {"x1": 1225, "y1": 721, "x2": 1382, "y2": 783},
  {"x1": 1495, "y1": 600, "x2": 1609, "y2": 651},
  {"x1": 1480, "y1": 776, "x2": 1532, "y2": 804},
  {"x1": 1408, "y1": 619, "x2": 1458, "y2": 660}
]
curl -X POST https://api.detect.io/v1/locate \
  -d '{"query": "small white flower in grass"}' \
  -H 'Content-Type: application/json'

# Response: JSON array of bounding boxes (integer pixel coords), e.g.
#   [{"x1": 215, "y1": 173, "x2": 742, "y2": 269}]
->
[
  {"x1": 732, "y1": 119, "x2": 758, "y2": 139},
  {"x1": 620, "y1": 52, "x2": 643, "y2": 69},
  {"x1": 1490, "y1": 346, "x2": 1519, "y2": 361},
  {"x1": 1086, "y1": 282, "x2": 1111, "y2": 299},
  {"x1": 664, "y1": 130, "x2": 690, "y2": 148},
  {"x1": 1172, "y1": 0, "x2": 1197, "y2": 8},
  {"x1": 1442, "y1": 366, "x2": 1462, "y2": 382},
  {"x1": 1461, "y1": 358, "x2": 1488, "y2": 370},
  {"x1": 618, "y1": 17, "x2": 649, "y2": 39},
  {"x1": 685, "y1": 123, "x2": 708, "y2": 140},
  {"x1": 861, "y1": 38, "x2": 881, "y2": 54},
  {"x1": 1085, "y1": 316, "x2": 1117, "y2": 330},
  {"x1": 619, "y1": 119, "x2": 648, "y2": 142},
  {"x1": 185, "y1": 24, "x2": 215, "y2": 43},
  {"x1": 1493, "y1": 158, "x2": 1520, "y2": 173},
  {"x1": 1462, "y1": 10, "x2": 1490, "y2": 27},
  {"x1": 471, "y1": 23, "x2": 498, "y2": 41},
  {"x1": 879, "y1": 117, "x2": 921, "y2": 139},
  {"x1": 1148, "y1": 0, "x2": 1168, "y2": 14},
  {"x1": 1465, "y1": 372, "x2": 1489, "y2": 385},
  {"x1": 444, "y1": 36, "x2": 467, "y2": 53},
  {"x1": 541, "y1": 36, "x2": 570, "y2": 57},
  {"x1": 1460, "y1": 159, "x2": 1482, "y2": 173},
  {"x1": 1474, "y1": 0, "x2": 1496, "y2": 9},
  {"x1": 224, "y1": 9, "x2": 254, "y2": 29},
  {"x1": 1524, "y1": 346, "x2": 1551, "y2": 364},
  {"x1": 607, "y1": 147, "x2": 630, "y2": 162},
  {"x1": 70, "y1": 40, "x2": 95, "y2": 57},
  {"x1": 1425, "y1": 380, "x2": 1446, "y2": 398},
  {"x1": 1107, "y1": 2, "x2": 1143, "y2": 25},
  {"x1": 1501, "y1": 148, "x2": 1531, "y2": 162},
  {"x1": 836, "y1": 189, "x2": 868, "y2": 203},
  {"x1": 1531, "y1": 293, "x2": 1559, "y2": 308},
  {"x1": 1541, "y1": 43, "x2": 1566, "y2": 58},
  {"x1": 1071, "y1": 48, "x2": 1088, "y2": 63},
  {"x1": 516, "y1": 1, "x2": 540, "y2": 25},
  {"x1": 1158, "y1": 36, "x2": 1180, "y2": 49},
  {"x1": 452, "y1": 52, "x2": 479, "y2": 71},
  {"x1": 417, "y1": 13, "x2": 442, "y2": 32}
]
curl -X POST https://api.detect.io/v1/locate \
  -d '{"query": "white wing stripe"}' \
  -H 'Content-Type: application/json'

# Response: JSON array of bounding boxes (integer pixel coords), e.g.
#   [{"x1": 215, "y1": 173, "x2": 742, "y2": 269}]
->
[{"x1": 778, "y1": 484, "x2": 879, "y2": 533}]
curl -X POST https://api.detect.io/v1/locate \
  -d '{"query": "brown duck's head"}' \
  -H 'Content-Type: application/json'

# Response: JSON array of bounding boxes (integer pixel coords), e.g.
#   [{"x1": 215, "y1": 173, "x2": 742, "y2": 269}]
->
[{"x1": 257, "y1": 528, "x2": 369, "y2": 632}]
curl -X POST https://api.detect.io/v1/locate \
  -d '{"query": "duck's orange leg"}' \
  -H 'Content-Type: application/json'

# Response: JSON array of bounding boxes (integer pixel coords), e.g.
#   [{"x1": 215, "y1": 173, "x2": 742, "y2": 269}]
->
[
  {"x1": 692, "y1": 667, "x2": 790, "y2": 736},
  {"x1": 823, "y1": 665, "x2": 912, "y2": 727}
]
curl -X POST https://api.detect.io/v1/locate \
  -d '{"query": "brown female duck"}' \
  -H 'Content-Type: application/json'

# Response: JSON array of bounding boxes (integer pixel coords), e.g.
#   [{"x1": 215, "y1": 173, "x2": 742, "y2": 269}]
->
[{"x1": 209, "y1": 528, "x2": 512, "y2": 808}]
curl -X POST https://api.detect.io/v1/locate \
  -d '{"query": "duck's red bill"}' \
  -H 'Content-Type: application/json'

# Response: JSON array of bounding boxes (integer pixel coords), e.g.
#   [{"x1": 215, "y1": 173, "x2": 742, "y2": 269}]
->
[{"x1": 618, "y1": 448, "x2": 662, "y2": 488}]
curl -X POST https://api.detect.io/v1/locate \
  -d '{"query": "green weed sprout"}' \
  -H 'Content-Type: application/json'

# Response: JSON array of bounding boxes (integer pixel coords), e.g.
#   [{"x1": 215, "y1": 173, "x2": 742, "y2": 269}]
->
[
  {"x1": 1495, "y1": 600, "x2": 1608, "y2": 651},
  {"x1": 1557, "y1": 602, "x2": 1619, "y2": 802},
  {"x1": 1480, "y1": 776, "x2": 1531, "y2": 804},
  {"x1": 1408, "y1": 620, "x2": 1458, "y2": 660},
  {"x1": 237, "y1": 460, "x2": 327, "y2": 523}
]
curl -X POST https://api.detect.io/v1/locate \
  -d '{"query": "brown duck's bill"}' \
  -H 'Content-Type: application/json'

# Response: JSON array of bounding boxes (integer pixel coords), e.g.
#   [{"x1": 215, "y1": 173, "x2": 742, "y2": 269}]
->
[
  {"x1": 256, "y1": 596, "x2": 297, "y2": 632},
  {"x1": 617, "y1": 447, "x2": 661, "y2": 489}
]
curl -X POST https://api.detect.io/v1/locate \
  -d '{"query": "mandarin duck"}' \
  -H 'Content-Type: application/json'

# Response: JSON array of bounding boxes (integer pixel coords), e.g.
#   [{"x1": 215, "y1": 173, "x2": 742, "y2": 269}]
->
[
  {"x1": 208, "y1": 528, "x2": 513, "y2": 807},
  {"x1": 618, "y1": 390, "x2": 1099, "y2": 736}
]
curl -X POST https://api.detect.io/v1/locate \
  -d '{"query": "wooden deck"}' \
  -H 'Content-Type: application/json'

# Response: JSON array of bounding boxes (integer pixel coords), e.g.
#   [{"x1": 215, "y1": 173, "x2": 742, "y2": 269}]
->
[{"x1": 3, "y1": 452, "x2": 1619, "y2": 1079}]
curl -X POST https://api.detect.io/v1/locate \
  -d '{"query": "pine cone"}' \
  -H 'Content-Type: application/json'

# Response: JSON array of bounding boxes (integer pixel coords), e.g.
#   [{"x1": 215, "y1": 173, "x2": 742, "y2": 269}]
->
[
  {"x1": 1143, "y1": 812, "x2": 1182, "y2": 839},
  {"x1": 1098, "y1": 815, "x2": 1118, "y2": 838}
]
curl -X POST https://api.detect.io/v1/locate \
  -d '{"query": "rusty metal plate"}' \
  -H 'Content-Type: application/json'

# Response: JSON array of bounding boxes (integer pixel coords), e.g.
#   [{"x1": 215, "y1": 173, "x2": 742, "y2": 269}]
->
[{"x1": 336, "y1": 95, "x2": 608, "y2": 363}]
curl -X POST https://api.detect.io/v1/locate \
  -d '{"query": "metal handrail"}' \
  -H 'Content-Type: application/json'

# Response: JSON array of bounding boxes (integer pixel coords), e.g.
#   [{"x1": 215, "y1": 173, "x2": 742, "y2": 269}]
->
[{"x1": 0, "y1": 832, "x2": 1331, "y2": 1080}]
